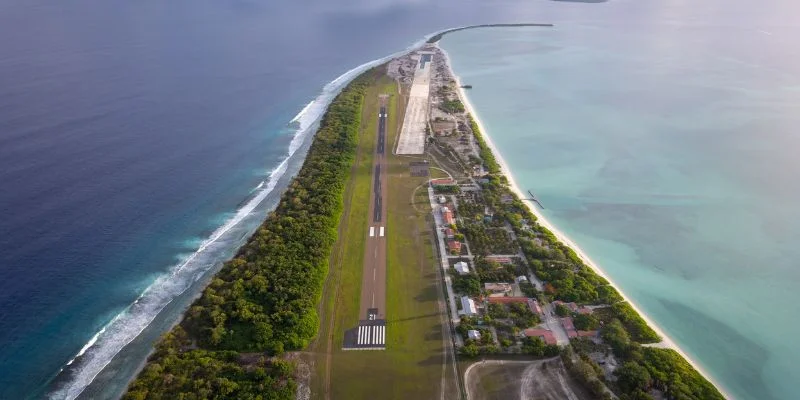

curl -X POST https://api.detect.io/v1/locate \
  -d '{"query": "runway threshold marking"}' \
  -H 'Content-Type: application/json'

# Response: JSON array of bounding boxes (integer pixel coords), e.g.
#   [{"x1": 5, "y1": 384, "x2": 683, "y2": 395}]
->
[{"x1": 369, "y1": 226, "x2": 375, "y2": 237}]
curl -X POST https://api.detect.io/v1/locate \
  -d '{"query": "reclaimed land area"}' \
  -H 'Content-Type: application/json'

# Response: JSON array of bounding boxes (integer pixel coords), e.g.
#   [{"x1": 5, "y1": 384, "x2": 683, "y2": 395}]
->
[{"x1": 308, "y1": 70, "x2": 459, "y2": 399}]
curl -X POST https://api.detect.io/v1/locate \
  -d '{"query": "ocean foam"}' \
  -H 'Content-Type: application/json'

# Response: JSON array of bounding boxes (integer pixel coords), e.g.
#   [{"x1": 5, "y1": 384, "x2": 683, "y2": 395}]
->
[{"x1": 48, "y1": 35, "x2": 432, "y2": 400}]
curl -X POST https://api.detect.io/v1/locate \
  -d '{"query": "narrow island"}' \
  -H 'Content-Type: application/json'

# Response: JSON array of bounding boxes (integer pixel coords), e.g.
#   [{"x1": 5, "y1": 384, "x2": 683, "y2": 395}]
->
[{"x1": 123, "y1": 28, "x2": 726, "y2": 400}]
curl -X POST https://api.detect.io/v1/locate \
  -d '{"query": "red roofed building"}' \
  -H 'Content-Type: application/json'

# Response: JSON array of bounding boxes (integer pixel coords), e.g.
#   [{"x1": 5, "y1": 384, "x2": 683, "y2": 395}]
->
[
  {"x1": 561, "y1": 317, "x2": 578, "y2": 338},
  {"x1": 431, "y1": 178, "x2": 455, "y2": 186},
  {"x1": 553, "y1": 300, "x2": 580, "y2": 313},
  {"x1": 577, "y1": 330, "x2": 598, "y2": 338},
  {"x1": 487, "y1": 296, "x2": 528, "y2": 304},
  {"x1": 523, "y1": 329, "x2": 557, "y2": 345},
  {"x1": 527, "y1": 299, "x2": 543, "y2": 315},
  {"x1": 444, "y1": 228, "x2": 455, "y2": 239},
  {"x1": 441, "y1": 207, "x2": 455, "y2": 225},
  {"x1": 447, "y1": 240, "x2": 462, "y2": 254}
]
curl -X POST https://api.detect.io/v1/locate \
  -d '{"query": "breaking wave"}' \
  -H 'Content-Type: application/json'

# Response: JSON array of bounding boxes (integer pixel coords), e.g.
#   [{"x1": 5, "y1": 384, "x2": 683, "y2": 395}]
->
[{"x1": 47, "y1": 34, "x2": 432, "y2": 400}]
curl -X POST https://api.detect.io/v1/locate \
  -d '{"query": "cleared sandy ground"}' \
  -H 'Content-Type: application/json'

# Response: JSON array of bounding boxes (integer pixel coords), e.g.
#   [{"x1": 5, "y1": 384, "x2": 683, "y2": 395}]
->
[
  {"x1": 465, "y1": 359, "x2": 594, "y2": 400},
  {"x1": 396, "y1": 55, "x2": 431, "y2": 154}
]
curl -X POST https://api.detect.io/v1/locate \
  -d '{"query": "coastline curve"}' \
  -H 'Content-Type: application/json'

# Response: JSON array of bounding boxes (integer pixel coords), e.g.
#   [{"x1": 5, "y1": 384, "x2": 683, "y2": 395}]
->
[
  {"x1": 45, "y1": 35, "x2": 435, "y2": 400},
  {"x1": 435, "y1": 40, "x2": 732, "y2": 399}
]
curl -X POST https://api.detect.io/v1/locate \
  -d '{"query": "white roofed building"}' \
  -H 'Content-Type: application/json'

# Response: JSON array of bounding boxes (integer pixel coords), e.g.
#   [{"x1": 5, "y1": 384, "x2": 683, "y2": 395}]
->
[
  {"x1": 461, "y1": 296, "x2": 477, "y2": 316},
  {"x1": 454, "y1": 261, "x2": 469, "y2": 275}
]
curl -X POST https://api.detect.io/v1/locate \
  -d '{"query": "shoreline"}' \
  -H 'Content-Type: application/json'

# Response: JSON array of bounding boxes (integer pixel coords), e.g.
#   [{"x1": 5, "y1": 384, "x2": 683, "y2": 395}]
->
[
  {"x1": 425, "y1": 23, "x2": 554, "y2": 44},
  {"x1": 46, "y1": 38, "x2": 435, "y2": 400},
  {"x1": 436, "y1": 43, "x2": 733, "y2": 400}
]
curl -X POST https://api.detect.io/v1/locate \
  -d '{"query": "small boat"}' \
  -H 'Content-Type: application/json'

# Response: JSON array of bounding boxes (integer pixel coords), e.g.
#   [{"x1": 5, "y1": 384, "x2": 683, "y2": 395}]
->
[{"x1": 460, "y1": 84, "x2": 473, "y2": 89}]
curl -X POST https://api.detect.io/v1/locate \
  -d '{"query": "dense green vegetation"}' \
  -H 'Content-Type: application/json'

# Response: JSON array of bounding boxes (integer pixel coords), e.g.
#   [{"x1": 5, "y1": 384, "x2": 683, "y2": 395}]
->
[
  {"x1": 595, "y1": 319, "x2": 723, "y2": 399},
  {"x1": 640, "y1": 347, "x2": 723, "y2": 400},
  {"x1": 456, "y1": 317, "x2": 499, "y2": 356},
  {"x1": 439, "y1": 99, "x2": 465, "y2": 113},
  {"x1": 433, "y1": 184, "x2": 459, "y2": 194},
  {"x1": 451, "y1": 273, "x2": 481, "y2": 296},
  {"x1": 473, "y1": 258, "x2": 518, "y2": 283},
  {"x1": 573, "y1": 312, "x2": 600, "y2": 331},
  {"x1": 466, "y1": 114, "x2": 500, "y2": 174},
  {"x1": 460, "y1": 223, "x2": 517, "y2": 255},
  {"x1": 486, "y1": 302, "x2": 540, "y2": 328},
  {"x1": 124, "y1": 70, "x2": 373, "y2": 399},
  {"x1": 521, "y1": 336, "x2": 559, "y2": 357},
  {"x1": 125, "y1": 328, "x2": 295, "y2": 400}
]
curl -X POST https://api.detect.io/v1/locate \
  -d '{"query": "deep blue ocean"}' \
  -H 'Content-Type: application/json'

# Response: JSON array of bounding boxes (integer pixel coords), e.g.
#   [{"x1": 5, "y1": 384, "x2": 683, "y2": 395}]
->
[{"x1": 0, "y1": 0, "x2": 797, "y2": 399}]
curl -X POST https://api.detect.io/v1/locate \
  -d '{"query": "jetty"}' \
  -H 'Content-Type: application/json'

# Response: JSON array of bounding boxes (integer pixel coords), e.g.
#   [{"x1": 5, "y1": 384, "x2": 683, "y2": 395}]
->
[{"x1": 526, "y1": 190, "x2": 545, "y2": 209}]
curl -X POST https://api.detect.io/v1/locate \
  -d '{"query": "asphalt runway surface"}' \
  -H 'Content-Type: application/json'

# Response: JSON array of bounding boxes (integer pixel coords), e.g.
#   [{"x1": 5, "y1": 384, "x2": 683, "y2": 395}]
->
[{"x1": 358, "y1": 97, "x2": 389, "y2": 321}]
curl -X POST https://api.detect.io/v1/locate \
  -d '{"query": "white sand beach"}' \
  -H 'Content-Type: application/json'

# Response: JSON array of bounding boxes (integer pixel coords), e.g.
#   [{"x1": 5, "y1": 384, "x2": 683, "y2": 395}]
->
[{"x1": 436, "y1": 43, "x2": 732, "y2": 400}]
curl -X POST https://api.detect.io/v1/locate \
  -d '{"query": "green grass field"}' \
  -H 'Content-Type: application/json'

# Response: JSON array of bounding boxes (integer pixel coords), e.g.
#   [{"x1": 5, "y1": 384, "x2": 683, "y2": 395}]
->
[{"x1": 309, "y1": 71, "x2": 455, "y2": 399}]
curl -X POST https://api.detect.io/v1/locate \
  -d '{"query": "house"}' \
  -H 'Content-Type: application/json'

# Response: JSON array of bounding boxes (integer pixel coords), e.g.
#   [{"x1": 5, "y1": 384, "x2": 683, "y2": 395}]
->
[
  {"x1": 500, "y1": 194, "x2": 514, "y2": 204},
  {"x1": 444, "y1": 228, "x2": 455, "y2": 239},
  {"x1": 461, "y1": 296, "x2": 477, "y2": 316},
  {"x1": 553, "y1": 300, "x2": 580, "y2": 313},
  {"x1": 467, "y1": 329, "x2": 481, "y2": 341},
  {"x1": 516, "y1": 275, "x2": 528, "y2": 283},
  {"x1": 438, "y1": 195, "x2": 447, "y2": 204},
  {"x1": 523, "y1": 329, "x2": 557, "y2": 345},
  {"x1": 484, "y1": 283, "x2": 513, "y2": 297},
  {"x1": 441, "y1": 206, "x2": 455, "y2": 225},
  {"x1": 561, "y1": 317, "x2": 577, "y2": 338},
  {"x1": 553, "y1": 300, "x2": 593, "y2": 315},
  {"x1": 483, "y1": 207, "x2": 494, "y2": 222},
  {"x1": 454, "y1": 261, "x2": 470, "y2": 275},
  {"x1": 577, "y1": 330, "x2": 599, "y2": 338},
  {"x1": 527, "y1": 299, "x2": 543, "y2": 316},
  {"x1": 447, "y1": 240, "x2": 462, "y2": 254}
]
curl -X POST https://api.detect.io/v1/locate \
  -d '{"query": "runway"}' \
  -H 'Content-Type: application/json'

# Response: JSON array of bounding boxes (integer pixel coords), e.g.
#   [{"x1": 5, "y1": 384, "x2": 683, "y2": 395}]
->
[
  {"x1": 344, "y1": 95, "x2": 390, "y2": 350},
  {"x1": 359, "y1": 97, "x2": 388, "y2": 320}
]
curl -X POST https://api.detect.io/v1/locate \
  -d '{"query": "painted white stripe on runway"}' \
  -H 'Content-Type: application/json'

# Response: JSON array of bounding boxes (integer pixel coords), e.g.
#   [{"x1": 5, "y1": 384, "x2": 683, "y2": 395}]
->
[
  {"x1": 379, "y1": 226, "x2": 385, "y2": 237},
  {"x1": 369, "y1": 227, "x2": 375, "y2": 237},
  {"x1": 368, "y1": 326, "x2": 374, "y2": 344},
  {"x1": 357, "y1": 326, "x2": 363, "y2": 345},
  {"x1": 373, "y1": 326, "x2": 378, "y2": 344}
]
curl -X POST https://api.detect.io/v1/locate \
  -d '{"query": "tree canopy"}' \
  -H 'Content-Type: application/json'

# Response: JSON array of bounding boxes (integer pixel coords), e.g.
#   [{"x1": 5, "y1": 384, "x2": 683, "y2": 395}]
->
[{"x1": 124, "y1": 68, "x2": 375, "y2": 399}]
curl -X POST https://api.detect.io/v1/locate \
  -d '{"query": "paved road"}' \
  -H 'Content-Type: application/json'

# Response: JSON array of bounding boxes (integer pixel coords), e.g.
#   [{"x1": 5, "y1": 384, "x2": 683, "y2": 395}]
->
[
  {"x1": 428, "y1": 188, "x2": 461, "y2": 327},
  {"x1": 358, "y1": 97, "x2": 389, "y2": 320}
]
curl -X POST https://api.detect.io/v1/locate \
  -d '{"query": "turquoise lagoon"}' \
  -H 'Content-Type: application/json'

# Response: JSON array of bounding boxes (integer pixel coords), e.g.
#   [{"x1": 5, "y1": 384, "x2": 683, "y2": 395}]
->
[{"x1": 442, "y1": 25, "x2": 800, "y2": 400}]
